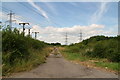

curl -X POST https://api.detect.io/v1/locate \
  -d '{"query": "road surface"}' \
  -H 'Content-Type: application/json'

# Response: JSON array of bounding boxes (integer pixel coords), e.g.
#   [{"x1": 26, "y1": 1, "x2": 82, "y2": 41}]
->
[{"x1": 9, "y1": 54, "x2": 118, "y2": 78}]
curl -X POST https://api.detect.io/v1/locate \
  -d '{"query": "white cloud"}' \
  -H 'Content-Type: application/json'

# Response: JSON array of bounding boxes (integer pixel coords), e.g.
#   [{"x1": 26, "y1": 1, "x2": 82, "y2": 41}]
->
[
  {"x1": 1, "y1": 12, "x2": 116, "y2": 45},
  {"x1": 30, "y1": 24, "x2": 116, "y2": 45},
  {"x1": 42, "y1": 2, "x2": 58, "y2": 15},
  {"x1": 27, "y1": 0, "x2": 49, "y2": 19},
  {"x1": 69, "y1": 2, "x2": 78, "y2": 7},
  {"x1": 90, "y1": 2, "x2": 108, "y2": 24}
]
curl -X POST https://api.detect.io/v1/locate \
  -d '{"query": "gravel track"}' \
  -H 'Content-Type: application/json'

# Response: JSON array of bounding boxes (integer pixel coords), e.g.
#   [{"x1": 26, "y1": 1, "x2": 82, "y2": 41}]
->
[{"x1": 9, "y1": 54, "x2": 118, "y2": 78}]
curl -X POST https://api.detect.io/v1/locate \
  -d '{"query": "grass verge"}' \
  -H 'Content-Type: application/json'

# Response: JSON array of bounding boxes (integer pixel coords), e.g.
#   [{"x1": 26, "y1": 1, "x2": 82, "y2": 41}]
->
[
  {"x1": 2, "y1": 47, "x2": 52, "y2": 76},
  {"x1": 61, "y1": 48, "x2": 119, "y2": 74},
  {"x1": 94, "y1": 62, "x2": 119, "y2": 71}
]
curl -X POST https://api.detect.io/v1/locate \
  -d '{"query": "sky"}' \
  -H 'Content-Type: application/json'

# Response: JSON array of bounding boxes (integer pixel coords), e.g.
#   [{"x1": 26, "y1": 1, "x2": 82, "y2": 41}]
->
[{"x1": 0, "y1": 0, "x2": 118, "y2": 45}]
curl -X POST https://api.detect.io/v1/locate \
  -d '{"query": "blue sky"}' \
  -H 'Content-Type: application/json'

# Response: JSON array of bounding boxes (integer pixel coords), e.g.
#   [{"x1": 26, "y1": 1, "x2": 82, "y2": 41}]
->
[
  {"x1": 2, "y1": 2, "x2": 118, "y2": 27},
  {"x1": 1, "y1": 1, "x2": 118, "y2": 44}
]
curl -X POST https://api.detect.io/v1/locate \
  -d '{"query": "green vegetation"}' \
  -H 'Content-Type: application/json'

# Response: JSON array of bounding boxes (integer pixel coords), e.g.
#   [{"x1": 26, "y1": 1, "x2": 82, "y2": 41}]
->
[
  {"x1": 1, "y1": 26, "x2": 119, "y2": 75},
  {"x1": 62, "y1": 52, "x2": 90, "y2": 62},
  {"x1": 48, "y1": 43, "x2": 61, "y2": 46},
  {"x1": 62, "y1": 35, "x2": 119, "y2": 72},
  {"x1": 2, "y1": 27, "x2": 51, "y2": 76},
  {"x1": 94, "y1": 62, "x2": 119, "y2": 71}
]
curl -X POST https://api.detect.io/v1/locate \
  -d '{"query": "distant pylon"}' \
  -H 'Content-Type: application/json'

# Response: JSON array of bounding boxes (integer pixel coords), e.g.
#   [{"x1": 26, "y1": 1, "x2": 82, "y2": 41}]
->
[
  {"x1": 79, "y1": 30, "x2": 82, "y2": 42},
  {"x1": 65, "y1": 32, "x2": 68, "y2": 45},
  {"x1": 7, "y1": 11, "x2": 16, "y2": 30}
]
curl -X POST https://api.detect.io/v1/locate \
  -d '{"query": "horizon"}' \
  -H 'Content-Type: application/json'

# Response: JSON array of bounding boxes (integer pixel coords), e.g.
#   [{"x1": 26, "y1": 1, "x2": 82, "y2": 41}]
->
[{"x1": 1, "y1": 1, "x2": 118, "y2": 45}]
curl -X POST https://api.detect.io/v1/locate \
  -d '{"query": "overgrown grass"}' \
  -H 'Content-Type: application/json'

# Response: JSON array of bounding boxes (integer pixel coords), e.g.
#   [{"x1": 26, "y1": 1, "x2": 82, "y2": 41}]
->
[
  {"x1": 60, "y1": 35, "x2": 119, "y2": 72},
  {"x1": 65, "y1": 35, "x2": 119, "y2": 62},
  {"x1": 2, "y1": 47, "x2": 52, "y2": 76},
  {"x1": 2, "y1": 28, "x2": 52, "y2": 76},
  {"x1": 61, "y1": 48, "x2": 119, "y2": 72},
  {"x1": 3, "y1": 47, "x2": 52, "y2": 76},
  {"x1": 94, "y1": 62, "x2": 119, "y2": 71},
  {"x1": 62, "y1": 52, "x2": 90, "y2": 62}
]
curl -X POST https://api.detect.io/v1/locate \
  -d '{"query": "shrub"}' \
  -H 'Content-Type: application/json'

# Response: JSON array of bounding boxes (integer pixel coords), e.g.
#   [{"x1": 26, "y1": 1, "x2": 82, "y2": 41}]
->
[
  {"x1": 65, "y1": 35, "x2": 119, "y2": 62},
  {"x1": 107, "y1": 50, "x2": 120, "y2": 62},
  {"x1": 2, "y1": 28, "x2": 47, "y2": 66},
  {"x1": 91, "y1": 43, "x2": 106, "y2": 58}
]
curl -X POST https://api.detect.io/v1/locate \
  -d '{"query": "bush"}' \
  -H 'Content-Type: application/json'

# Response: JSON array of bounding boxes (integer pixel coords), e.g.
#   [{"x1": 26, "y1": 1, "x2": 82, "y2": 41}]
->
[
  {"x1": 85, "y1": 51, "x2": 93, "y2": 57},
  {"x1": 92, "y1": 43, "x2": 106, "y2": 58},
  {"x1": 65, "y1": 35, "x2": 119, "y2": 62},
  {"x1": 107, "y1": 51, "x2": 120, "y2": 62},
  {"x1": 2, "y1": 28, "x2": 47, "y2": 68},
  {"x1": 2, "y1": 29, "x2": 30, "y2": 63},
  {"x1": 106, "y1": 40, "x2": 119, "y2": 62}
]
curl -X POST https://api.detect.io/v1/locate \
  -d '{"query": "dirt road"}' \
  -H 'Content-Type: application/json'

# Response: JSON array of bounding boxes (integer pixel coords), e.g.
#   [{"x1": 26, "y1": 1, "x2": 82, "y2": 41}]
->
[{"x1": 9, "y1": 54, "x2": 118, "y2": 78}]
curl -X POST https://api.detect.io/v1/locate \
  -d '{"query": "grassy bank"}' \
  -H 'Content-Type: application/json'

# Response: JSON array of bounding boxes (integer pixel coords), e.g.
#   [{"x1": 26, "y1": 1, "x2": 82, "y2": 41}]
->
[
  {"x1": 2, "y1": 28, "x2": 52, "y2": 76},
  {"x1": 60, "y1": 35, "x2": 119, "y2": 73},
  {"x1": 62, "y1": 51, "x2": 119, "y2": 73},
  {"x1": 2, "y1": 47, "x2": 51, "y2": 76}
]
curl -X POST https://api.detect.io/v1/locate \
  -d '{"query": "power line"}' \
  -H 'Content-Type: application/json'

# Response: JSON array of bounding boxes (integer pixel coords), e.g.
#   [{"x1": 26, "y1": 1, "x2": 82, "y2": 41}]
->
[
  {"x1": 16, "y1": 1, "x2": 45, "y2": 19},
  {"x1": 1, "y1": 4, "x2": 62, "y2": 28},
  {"x1": 1, "y1": 6, "x2": 47, "y2": 27},
  {"x1": 17, "y1": 2, "x2": 51, "y2": 26},
  {"x1": 1, "y1": 6, "x2": 31, "y2": 24},
  {"x1": 16, "y1": 1, "x2": 63, "y2": 27},
  {"x1": 47, "y1": 14, "x2": 63, "y2": 27},
  {"x1": 0, "y1": 6, "x2": 10, "y2": 12}
]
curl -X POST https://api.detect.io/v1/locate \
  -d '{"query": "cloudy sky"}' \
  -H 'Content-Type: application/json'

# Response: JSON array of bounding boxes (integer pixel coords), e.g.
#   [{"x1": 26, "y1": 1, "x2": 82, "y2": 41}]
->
[{"x1": 1, "y1": 0, "x2": 118, "y2": 45}]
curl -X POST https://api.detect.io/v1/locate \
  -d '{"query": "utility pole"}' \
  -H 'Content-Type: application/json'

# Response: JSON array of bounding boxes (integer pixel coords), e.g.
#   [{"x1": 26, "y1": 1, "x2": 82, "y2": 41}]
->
[
  {"x1": 7, "y1": 11, "x2": 15, "y2": 30},
  {"x1": 28, "y1": 28, "x2": 31, "y2": 36},
  {"x1": 79, "y1": 30, "x2": 82, "y2": 42},
  {"x1": 19, "y1": 23, "x2": 29, "y2": 36},
  {"x1": 65, "y1": 32, "x2": 68, "y2": 45},
  {"x1": 0, "y1": 21, "x2": 2, "y2": 30},
  {"x1": 32, "y1": 32, "x2": 39, "y2": 39}
]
